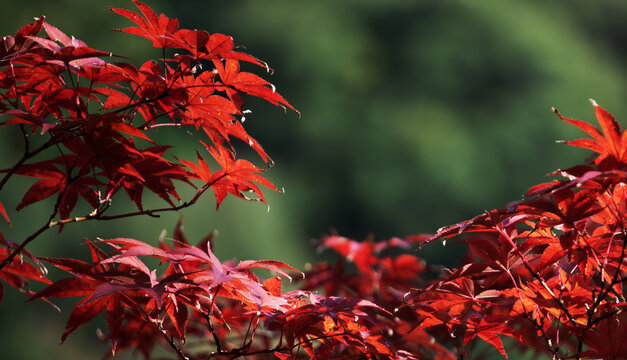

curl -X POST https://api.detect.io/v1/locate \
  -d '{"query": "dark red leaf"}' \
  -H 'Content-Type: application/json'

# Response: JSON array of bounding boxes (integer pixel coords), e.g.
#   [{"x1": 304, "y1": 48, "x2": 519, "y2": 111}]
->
[
  {"x1": 61, "y1": 297, "x2": 108, "y2": 343},
  {"x1": 28, "y1": 277, "x2": 97, "y2": 301},
  {"x1": 581, "y1": 312, "x2": 627, "y2": 359}
]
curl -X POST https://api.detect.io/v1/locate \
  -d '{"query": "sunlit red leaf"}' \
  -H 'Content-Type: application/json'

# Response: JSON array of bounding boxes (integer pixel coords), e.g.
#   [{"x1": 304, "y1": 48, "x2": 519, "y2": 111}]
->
[
  {"x1": 111, "y1": 0, "x2": 180, "y2": 48},
  {"x1": 214, "y1": 59, "x2": 298, "y2": 114},
  {"x1": 555, "y1": 100, "x2": 627, "y2": 165},
  {"x1": 263, "y1": 277, "x2": 282, "y2": 297}
]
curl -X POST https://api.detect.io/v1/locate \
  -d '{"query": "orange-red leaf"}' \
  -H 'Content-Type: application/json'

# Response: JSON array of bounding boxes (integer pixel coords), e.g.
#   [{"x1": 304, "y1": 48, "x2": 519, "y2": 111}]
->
[{"x1": 111, "y1": 0, "x2": 180, "y2": 48}]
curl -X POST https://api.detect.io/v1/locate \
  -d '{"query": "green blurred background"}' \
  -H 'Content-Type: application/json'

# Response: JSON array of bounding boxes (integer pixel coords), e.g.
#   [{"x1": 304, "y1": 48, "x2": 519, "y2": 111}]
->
[{"x1": 1, "y1": 0, "x2": 626, "y2": 358}]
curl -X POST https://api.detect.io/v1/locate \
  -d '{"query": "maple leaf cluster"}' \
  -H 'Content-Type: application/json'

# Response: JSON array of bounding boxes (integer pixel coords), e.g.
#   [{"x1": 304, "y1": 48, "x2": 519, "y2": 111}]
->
[
  {"x1": 1, "y1": 1, "x2": 627, "y2": 360},
  {"x1": 297, "y1": 101, "x2": 627, "y2": 359},
  {"x1": 0, "y1": 0, "x2": 295, "y2": 302},
  {"x1": 0, "y1": 0, "x2": 296, "y2": 227},
  {"x1": 395, "y1": 101, "x2": 627, "y2": 359},
  {"x1": 0, "y1": 1, "x2": 421, "y2": 359}
]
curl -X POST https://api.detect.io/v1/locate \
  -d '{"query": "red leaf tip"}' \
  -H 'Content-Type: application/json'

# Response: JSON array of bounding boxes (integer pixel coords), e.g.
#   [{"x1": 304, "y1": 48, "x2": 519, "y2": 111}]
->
[{"x1": 589, "y1": 98, "x2": 598, "y2": 107}]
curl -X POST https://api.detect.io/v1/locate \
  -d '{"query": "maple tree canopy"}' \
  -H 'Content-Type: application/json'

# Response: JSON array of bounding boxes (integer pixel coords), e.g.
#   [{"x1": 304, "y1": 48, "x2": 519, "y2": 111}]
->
[{"x1": 0, "y1": 1, "x2": 626, "y2": 359}]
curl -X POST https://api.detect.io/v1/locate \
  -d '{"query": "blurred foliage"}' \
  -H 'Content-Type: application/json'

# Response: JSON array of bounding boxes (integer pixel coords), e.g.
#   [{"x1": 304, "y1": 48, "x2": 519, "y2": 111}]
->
[{"x1": 1, "y1": 0, "x2": 627, "y2": 358}]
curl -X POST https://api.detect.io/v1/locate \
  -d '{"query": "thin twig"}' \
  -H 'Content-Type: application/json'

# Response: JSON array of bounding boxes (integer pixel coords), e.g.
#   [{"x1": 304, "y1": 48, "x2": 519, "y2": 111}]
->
[
  {"x1": 0, "y1": 133, "x2": 68, "y2": 192},
  {"x1": 48, "y1": 177, "x2": 218, "y2": 228},
  {"x1": 156, "y1": 321, "x2": 190, "y2": 360}
]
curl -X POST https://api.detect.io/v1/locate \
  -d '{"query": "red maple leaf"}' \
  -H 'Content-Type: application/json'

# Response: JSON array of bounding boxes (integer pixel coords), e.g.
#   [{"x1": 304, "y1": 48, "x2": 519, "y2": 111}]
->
[
  {"x1": 0, "y1": 233, "x2": 51, "y2": 305},
  {"x1": 110, "y1": 0, "x2": 180, "y2": 48},
  {"x1": 9, "y1": 159, "x2": 100, "y2": 219},
  {"x1": 581, "y1": 312, "x2": 627, "y2": 359},
  {"x1": 554, "y1": 99, "x2": 627, "y2": 166},
  {"x1": 214, "y1": 58, "x2": 298, "y2": 115},
  {"x1": 206, "y1": 144, "x2": 279, "y2": 209}
]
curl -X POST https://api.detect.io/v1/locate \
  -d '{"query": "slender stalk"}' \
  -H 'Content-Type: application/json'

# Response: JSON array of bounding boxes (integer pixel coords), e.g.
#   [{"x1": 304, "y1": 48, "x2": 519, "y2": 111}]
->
[
  {"x1": 0, "y1": 174, "x2": 71, "y2": 270},
  {"x1": 495, "y1": 225, "x2": 579, "y2": 327},
  {"x1": 48, "y1": 175, "x2": 220, "y2": 228},
  {"x1": 205, "y1": 284, "x2": 225, "y2": 354},
  {"x1": 156, "y1": 321, "x2": 190, "y2": 360},
  {"x1": 0, "y1": 133, "x2": 67, "y2": 192},
  {"x1": 575, "y1": 187, "x2": 627, "y2": 358}
]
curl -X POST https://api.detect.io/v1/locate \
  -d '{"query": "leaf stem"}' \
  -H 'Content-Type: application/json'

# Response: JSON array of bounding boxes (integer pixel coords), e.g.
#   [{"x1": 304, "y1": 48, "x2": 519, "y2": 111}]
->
[
  {"x1": 48, "y1": 175, "x2": 219, "y2": 227},
  {"x1": 0, "y1": 133, "x2": 67, "y2": 192},
  {"x1": 156, "y1": 320, "x2": 190, "y2": 360}
]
